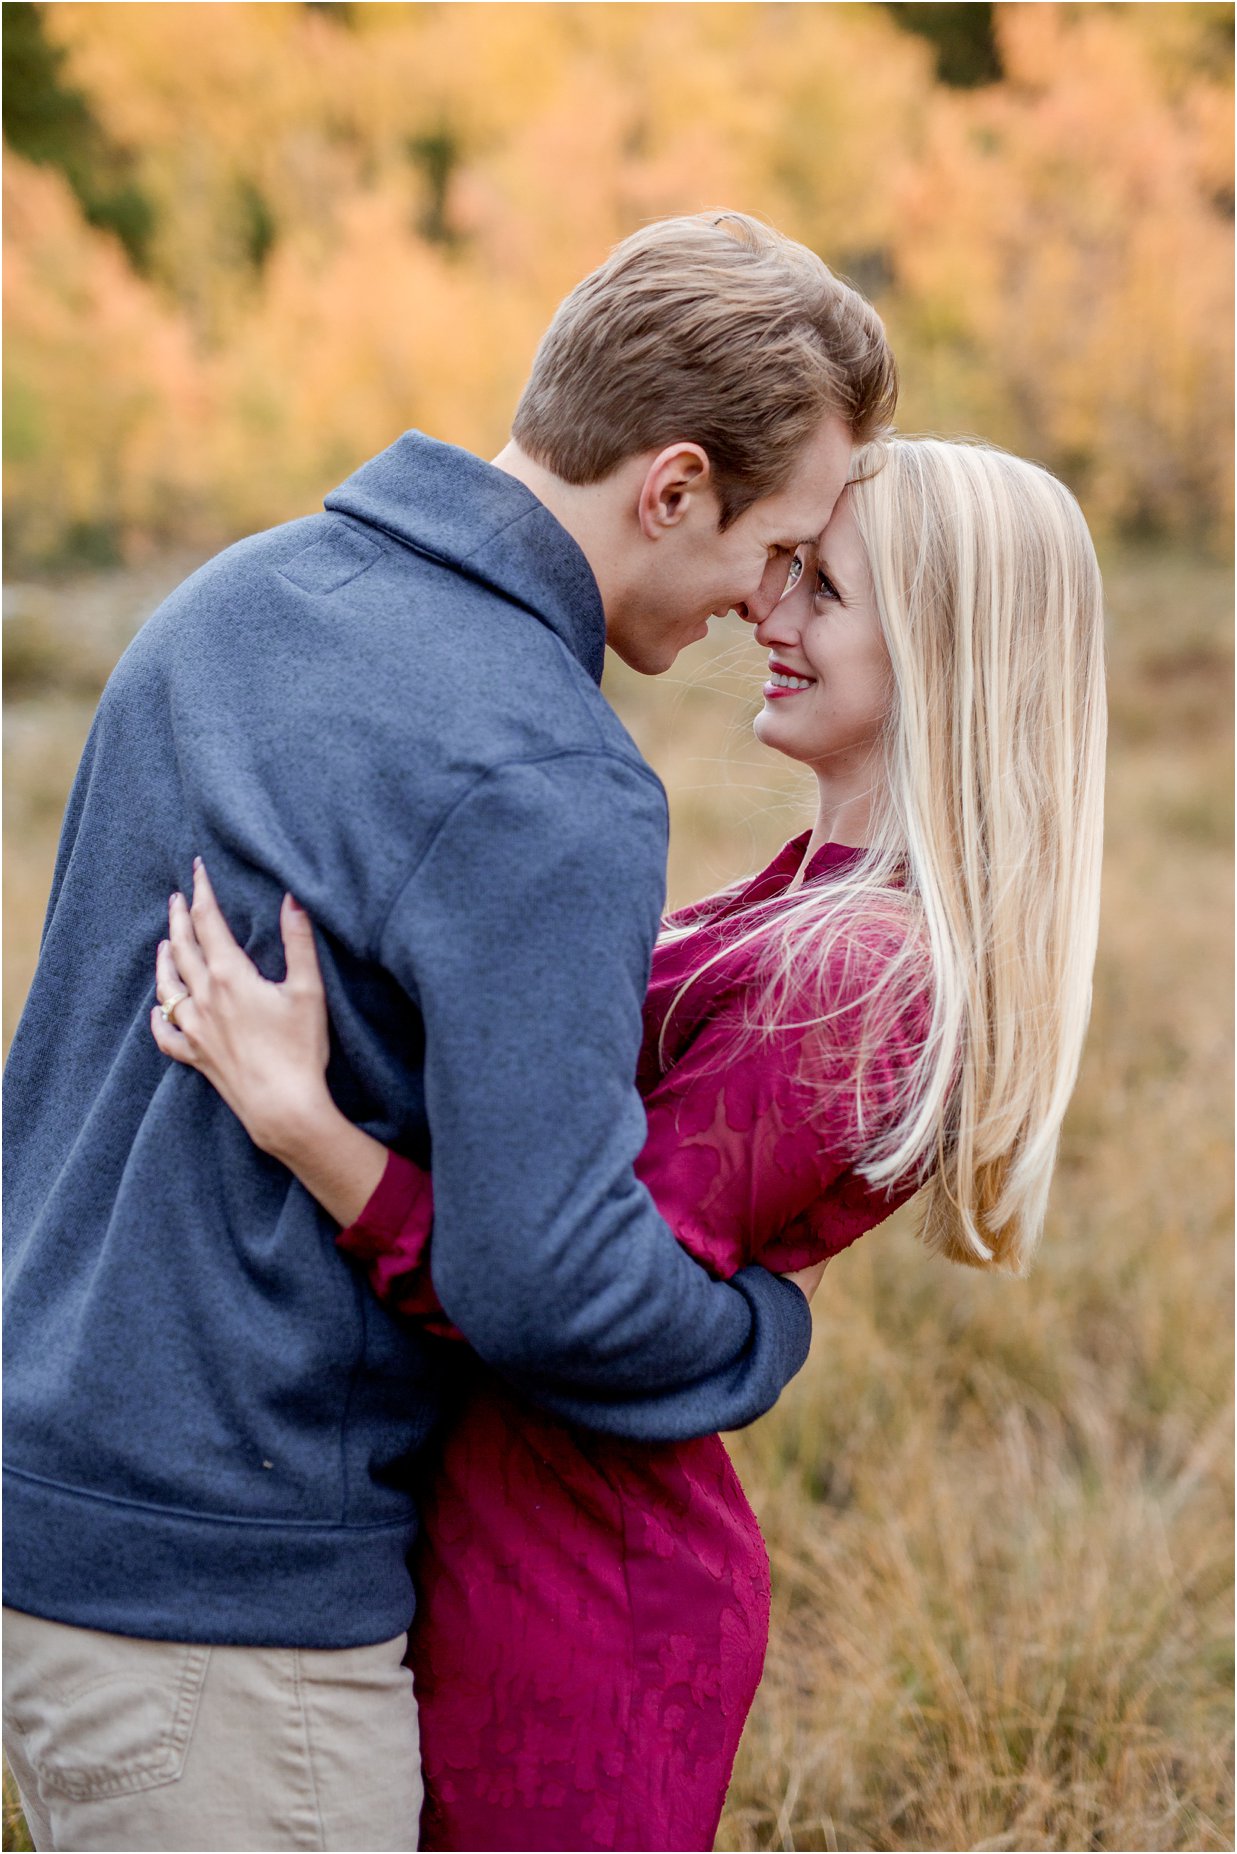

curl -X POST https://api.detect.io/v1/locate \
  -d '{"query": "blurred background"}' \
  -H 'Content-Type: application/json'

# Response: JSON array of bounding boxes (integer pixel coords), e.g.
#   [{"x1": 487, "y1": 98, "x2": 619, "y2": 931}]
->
[{"x1": 3, "y1": 3, "x2": 1233, "y2": 1849}]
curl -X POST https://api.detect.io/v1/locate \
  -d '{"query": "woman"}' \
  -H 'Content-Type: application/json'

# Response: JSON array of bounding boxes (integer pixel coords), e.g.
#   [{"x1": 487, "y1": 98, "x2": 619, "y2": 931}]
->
[{"x1": 151, "y1": 437, "x2": 1107, "y2": 1851}]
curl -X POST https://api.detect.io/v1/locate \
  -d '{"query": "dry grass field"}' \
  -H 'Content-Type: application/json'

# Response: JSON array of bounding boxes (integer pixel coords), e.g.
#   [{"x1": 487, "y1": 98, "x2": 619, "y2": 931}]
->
[{"x1": 3, "y1": 543, "x2": 1232, "y2": 1852}]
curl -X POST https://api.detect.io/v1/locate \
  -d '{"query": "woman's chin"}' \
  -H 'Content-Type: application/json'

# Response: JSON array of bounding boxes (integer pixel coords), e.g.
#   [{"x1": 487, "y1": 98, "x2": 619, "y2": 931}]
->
[
  {"x1": 752, "y1": 707, "x2": 779, "y2": 749},
  {"x1": 752, "y1": 707, "x2": 806, "y2": 763}
]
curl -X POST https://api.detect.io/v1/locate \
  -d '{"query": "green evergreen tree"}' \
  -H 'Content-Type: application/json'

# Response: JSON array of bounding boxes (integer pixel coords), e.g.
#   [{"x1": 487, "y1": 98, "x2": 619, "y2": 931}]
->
[{"x1": 2, "y1": 1, "x2": 155, "y2": 268}]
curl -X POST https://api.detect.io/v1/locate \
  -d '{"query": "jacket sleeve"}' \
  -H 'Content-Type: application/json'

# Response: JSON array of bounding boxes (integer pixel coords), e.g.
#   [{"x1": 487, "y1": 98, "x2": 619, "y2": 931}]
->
[{"x1": 376, "y1": 750, "x2": 811, "y2": 1441}]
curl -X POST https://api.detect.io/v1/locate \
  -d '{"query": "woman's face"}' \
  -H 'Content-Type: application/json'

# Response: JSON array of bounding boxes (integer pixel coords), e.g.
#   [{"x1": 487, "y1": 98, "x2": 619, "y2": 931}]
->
[{"x1": 750, "y1": 488, "x2": 893, "y2": 784}]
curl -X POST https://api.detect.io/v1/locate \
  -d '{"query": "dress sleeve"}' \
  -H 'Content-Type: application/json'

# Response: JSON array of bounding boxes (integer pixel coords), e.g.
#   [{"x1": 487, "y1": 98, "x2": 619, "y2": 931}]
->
[
  {"x1": 335, "y1": 1153, "x2": 462, "y2": 1342},
  {"x1": 660, "y1": 878, "x2": 747, "y2": 934},
  {"x1": 634, "y1": 964, "x2": 923, "y2": 1279}
]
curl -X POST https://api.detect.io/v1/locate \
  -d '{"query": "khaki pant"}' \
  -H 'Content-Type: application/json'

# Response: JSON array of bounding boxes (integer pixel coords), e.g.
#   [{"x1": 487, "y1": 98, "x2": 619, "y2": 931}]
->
[{"x1": 2, "y1": 1607, "x2": 421, "y2": 1852}]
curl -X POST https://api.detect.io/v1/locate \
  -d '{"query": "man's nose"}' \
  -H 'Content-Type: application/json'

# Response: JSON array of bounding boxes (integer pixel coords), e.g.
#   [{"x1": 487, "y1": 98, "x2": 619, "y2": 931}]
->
[
  {"x1": 734, "y1": 554, "x2": 797, "y2": 627},
  {"x1": 733, "y1": 584, "x2": 780, "y2": 627}
]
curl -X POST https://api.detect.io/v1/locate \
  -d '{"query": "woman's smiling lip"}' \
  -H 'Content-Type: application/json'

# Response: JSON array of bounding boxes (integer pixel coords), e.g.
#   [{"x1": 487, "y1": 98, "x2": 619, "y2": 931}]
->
[{"x1": 763, "y1": 657, "x2": 817, "y2": 699}]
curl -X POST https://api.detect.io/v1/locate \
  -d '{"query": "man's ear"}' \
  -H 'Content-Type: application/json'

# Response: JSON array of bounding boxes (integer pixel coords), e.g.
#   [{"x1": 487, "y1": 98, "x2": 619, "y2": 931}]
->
[{"x1": 636, "y1": 444, "x2": 713, "y2": 540}]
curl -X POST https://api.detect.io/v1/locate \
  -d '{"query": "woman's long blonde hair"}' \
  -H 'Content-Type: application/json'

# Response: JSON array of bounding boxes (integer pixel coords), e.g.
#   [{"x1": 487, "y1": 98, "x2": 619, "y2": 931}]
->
[{"x1": 662, "y1": 437, "x2": 1107, "y2": 1274}]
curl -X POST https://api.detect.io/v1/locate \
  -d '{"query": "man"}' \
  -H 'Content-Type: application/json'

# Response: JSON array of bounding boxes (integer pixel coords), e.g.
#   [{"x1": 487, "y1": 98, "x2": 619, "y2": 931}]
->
[{"x1": 3, "y1": 211, "x2": 896, "y2": 1850}]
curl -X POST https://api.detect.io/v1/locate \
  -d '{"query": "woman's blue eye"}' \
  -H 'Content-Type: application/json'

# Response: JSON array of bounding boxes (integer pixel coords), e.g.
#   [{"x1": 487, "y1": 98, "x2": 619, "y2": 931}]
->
[{"x1": 816, "y1": 571, "x2": 841, "y2": 602}]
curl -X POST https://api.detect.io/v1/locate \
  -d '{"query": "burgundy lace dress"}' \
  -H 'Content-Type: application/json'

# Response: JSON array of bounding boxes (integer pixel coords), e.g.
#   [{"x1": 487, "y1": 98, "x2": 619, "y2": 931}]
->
[{"x1": 337, "y1": 836, "x2": 926, "y2": 1852}]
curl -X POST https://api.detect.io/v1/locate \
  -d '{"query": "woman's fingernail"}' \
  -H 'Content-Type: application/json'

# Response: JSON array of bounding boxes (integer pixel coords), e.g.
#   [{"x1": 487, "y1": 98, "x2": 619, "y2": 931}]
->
[
  {"x1": 193, "y1": 856, "x2": 203, "y2": 872},
  {"x1": 286, "y1": 894, "x2": 304, "y2": 914},
  {"x1": 170, "y1": 892, "x2": 181, "y2": 909}
]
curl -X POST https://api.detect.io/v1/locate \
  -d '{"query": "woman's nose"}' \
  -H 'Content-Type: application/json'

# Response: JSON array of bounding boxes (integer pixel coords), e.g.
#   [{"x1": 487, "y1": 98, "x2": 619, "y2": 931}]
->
[
  {"x1": 750, "y1": 603, "x2": 800, "y2": 648},
  {"x1": 737, "y1": 591, "x2": 791, "y2": 630}
]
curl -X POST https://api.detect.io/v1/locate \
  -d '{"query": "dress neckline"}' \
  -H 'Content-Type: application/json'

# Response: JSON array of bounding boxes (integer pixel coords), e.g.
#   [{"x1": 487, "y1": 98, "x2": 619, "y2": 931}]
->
[
  {"x1": 740, "y1": 831, "x2": 865, "y2": 906},
  {"x1": 799, "y1": 834, "x2": 868, "y2": 880}
]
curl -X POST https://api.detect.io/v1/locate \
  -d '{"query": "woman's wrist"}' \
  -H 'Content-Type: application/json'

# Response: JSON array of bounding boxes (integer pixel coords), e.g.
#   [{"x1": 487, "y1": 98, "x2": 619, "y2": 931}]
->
[
  {"x1": 264, "y1": 1088, "x2": 390, "y2": 1229},
  {"x1": 251, "y1": 1083, "x2": 341, "y2": 1172}
]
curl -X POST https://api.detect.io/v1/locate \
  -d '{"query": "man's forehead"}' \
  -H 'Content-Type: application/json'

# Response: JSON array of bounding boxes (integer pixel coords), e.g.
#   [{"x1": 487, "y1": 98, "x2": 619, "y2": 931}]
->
[
  {"x1": 781, "y1": 460, "x2": 850, "y2": 527},
  {"x1": 763, "y1": 493, "x2": 839, "y2": 550},
  {"x1": 754, "y1": 417, "x2": 852, "y2": 539}
]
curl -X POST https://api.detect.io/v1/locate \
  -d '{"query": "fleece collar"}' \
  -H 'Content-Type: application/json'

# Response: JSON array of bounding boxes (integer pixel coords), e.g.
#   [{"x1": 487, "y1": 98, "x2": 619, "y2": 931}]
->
[{"x1": 325, "y1": 430, "x2": 607, "y2": 685}]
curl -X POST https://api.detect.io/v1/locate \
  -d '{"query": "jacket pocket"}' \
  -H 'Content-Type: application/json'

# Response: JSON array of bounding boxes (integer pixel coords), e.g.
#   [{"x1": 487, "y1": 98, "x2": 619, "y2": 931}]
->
[{"x1": 2, "y1": 1612, "x2": 210, "y2": 1801}]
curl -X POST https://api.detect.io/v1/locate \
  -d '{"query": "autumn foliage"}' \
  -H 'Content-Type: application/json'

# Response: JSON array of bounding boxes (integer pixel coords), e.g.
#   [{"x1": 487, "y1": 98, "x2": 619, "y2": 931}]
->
[{"x1": 3, "y1": 2, "x2": 1233, "y2": 566}]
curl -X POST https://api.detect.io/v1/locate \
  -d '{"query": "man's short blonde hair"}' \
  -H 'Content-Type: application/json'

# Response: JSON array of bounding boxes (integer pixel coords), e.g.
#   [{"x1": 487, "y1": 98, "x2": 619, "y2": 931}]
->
[{"x1": 512, "y1": 211, "x2": 898, "y2": 528}]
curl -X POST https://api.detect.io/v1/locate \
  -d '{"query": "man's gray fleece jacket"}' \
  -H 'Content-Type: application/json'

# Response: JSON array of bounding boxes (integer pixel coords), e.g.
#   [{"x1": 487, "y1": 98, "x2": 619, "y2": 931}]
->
[{"x1": 3, "y1": 432, "x2": 811, "y2": 1648}]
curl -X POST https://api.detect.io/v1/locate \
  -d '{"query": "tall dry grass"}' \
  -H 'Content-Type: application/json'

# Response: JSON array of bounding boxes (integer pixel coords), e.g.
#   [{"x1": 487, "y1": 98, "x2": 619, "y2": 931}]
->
[{"x1": 2, "y1": 544, "x2": 1232, "y2": 1851}]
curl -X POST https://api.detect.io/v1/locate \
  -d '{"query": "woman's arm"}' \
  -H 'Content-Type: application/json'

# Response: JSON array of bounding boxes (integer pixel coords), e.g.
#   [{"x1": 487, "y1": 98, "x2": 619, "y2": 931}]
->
[
  {"x1": 151, "y1": 862, "x2": 827, "y2": 1323},
  {"x1": 151, "y1": 864, "x2": 462, "y2": 1333}
]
